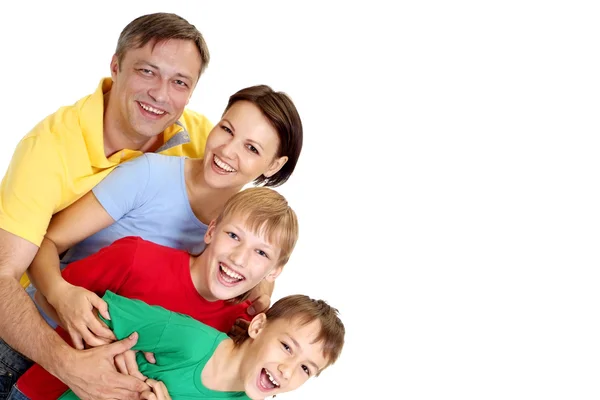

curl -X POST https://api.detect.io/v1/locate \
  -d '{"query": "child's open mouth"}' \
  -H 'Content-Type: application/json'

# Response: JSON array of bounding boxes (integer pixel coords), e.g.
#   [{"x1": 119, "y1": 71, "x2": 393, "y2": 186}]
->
[
  {"x1": 217, "y1": 262, "x2": 245, "y2": 286},
  {"x1": 258, "y1": 368, "x2": 280, "y2": 391}
]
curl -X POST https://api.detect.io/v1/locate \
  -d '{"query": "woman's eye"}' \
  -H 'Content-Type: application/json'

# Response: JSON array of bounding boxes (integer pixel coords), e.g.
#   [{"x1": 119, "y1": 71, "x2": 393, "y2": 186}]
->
[
  {"x1": 246, "y1": 144, "x2": 259, "y2": 154},
  {"x1": 221, "y1": 125, "x2": 233, "y2": 134}
]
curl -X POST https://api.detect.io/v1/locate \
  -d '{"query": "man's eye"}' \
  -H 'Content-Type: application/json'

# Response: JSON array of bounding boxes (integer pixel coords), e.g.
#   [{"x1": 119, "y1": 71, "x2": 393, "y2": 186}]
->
[{"x1": 174, "y1": 80, "x2": 188, "y2": 87}]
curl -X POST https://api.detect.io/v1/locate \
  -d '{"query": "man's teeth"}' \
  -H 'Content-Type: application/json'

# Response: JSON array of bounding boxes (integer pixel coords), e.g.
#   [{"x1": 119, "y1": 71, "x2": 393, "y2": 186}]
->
[
  {"x1": 220, "y1": 263, "x2": 243, "y2": 280},
  {"x1": 214, "y1": 156, "x2": 236, "y2": 172},
  {"x1": 265, "y1": 369, "x2": 279, "y2": 387},
  {"x1": 139, "y1": 102, "x2": 165, "y2": 115}
]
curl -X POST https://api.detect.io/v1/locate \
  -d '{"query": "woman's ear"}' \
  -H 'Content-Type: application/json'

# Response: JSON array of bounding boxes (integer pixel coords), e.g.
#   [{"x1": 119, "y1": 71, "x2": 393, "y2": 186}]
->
[
  {"x1": 263, "y1": 156, "x2": 288, "y2": 178},
  {"x1": 248, "y1": 313, "x2": 267, "y2": 339}
]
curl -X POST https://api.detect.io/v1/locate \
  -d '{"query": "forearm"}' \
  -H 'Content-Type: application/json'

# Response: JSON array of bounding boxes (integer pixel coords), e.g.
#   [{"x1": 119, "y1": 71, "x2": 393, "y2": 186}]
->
[
  {"x1": 0, "y1": 275, "x2": 74, "y2": 376},
  {"x1": 27, "y1": 237, "x2": 69, "y2": 300}
]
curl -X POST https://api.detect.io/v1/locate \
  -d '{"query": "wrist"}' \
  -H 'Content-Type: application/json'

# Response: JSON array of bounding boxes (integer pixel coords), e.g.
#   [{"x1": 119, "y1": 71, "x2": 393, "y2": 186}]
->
[
  {"x1": 40, "y1": 335, "x2": 78, "y2": 379},
  {"x1": 46, "y1": 279, "x2": 72, "y2": 307}
]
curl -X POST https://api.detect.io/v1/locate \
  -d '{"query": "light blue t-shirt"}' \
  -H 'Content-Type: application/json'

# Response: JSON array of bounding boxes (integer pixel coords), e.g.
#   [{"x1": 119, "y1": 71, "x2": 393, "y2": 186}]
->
[
  {"x1": 61, "y1": 153, "x2": 207, "y2": 264},
  {"x1": 29, "y1": 153, "x2": 208, "y2": 326}
]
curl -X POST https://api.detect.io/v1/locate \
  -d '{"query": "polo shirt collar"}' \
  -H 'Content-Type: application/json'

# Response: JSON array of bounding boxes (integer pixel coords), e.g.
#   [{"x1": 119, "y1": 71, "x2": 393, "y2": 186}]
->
[{"x1": 80, "y1": 78, "x2": 191, "y2": 168}]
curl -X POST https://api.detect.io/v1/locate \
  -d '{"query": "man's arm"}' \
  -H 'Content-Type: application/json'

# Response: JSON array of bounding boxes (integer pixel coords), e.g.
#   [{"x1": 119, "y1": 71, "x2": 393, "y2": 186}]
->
[{"x1": 0, "y1": 230, "x2": 149, "y2": 399}]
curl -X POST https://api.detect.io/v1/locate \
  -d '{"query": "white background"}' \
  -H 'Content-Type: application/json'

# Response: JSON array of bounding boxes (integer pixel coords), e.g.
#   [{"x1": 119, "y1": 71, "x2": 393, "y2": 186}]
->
[{"x1": 1, "y1": 1, "x2": 599, "y2": 399}]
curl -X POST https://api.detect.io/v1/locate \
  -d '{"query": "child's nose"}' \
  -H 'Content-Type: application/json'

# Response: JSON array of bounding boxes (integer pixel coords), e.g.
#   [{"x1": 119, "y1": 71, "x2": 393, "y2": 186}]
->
[{"x1": 230, "y1": 246, "x2": 249, "y2": 267}]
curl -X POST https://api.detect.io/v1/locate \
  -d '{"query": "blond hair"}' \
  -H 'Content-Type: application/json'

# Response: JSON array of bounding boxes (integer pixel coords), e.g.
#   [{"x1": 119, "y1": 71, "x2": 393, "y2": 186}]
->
[{"x1": 216, "y1": 187, "x2": 298, "y2": 266}]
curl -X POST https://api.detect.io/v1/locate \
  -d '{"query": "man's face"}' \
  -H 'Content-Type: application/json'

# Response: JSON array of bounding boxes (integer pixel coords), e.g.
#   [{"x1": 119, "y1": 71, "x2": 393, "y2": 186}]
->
[
  {"x1": 201, "y1": 215, "x2": 283, "y2": 301},
  {"x1": 109, "y1": 39, "x2": 202, "y2": 140},
  {"x1": 240, "y1": 317, "x2": 329, "y2": 399}
]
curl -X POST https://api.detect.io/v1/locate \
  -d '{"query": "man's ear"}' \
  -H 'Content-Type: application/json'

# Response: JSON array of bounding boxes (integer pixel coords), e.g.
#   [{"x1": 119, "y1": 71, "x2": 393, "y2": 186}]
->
[
  {"x1": 264, "y1": 265, "x2": 283, "y2": 283},
  {"x1": 204, "y1": 219, "x2": 218, "y2": 245},
  {"x1": 263, "y1": 156, "x2": 288, "y2": 178},
  {"x1": 248, "y1": 313, "x2": 267, "y2": 339},
  {"x1": 110, "y1": 54, "x2": 119, "y2": 80}
]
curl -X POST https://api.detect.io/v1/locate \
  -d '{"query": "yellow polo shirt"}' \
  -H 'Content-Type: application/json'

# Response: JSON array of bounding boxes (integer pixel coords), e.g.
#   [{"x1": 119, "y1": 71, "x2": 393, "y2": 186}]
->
[{"x1": 0, "y1": 78, "x2": 212, "y2": 287}]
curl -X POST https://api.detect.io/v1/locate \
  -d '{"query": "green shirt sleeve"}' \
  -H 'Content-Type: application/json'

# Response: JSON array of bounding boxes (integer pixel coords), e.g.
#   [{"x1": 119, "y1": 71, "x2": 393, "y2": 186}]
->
[{"x1": 100, "y1": 290, "x2": 172, "y2": 353}]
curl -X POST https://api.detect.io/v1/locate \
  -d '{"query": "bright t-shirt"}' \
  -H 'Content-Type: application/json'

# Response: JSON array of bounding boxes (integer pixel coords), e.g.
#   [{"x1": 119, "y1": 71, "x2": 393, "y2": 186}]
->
[
  {"x1": 16, "y1": 237, "x2": 252, "y2": 400},
  {"x1": 58, "y1": 291, "x2": 250, "y2": 400},
  {"x1": 61, "y1": 153, "x2": 208, "y2": 265}
]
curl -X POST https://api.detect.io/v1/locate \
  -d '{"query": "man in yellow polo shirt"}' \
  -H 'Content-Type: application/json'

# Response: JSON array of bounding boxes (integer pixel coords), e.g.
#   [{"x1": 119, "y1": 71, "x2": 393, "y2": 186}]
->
[{"x1": 0, "y1": 12, "x2": 211, "y2": 400}]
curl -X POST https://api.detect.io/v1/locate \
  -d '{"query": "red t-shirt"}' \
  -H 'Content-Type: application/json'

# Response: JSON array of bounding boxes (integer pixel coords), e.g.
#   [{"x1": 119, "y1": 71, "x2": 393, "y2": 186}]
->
[{"x1": 17, "y1": 236, "x2": 251, "y2": 399}]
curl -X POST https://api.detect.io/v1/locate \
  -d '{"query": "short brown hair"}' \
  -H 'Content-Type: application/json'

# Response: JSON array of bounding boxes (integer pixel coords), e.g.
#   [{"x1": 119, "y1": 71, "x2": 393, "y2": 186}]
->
[
  {"x1": 224, "y1": 85, "x2": 303, "y2": 187},
  {"x1": 233, "y1": 295, "x2": 345, "y2": 374},
  {"x1": 115, "y1": 12, "x2": 210, "y2": 78}
]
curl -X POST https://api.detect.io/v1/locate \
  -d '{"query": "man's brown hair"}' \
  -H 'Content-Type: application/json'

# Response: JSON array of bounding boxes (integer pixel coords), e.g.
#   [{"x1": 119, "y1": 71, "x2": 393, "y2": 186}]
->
[{"x1": 115, "y1": 12, "x2": 210, "y2": 78}]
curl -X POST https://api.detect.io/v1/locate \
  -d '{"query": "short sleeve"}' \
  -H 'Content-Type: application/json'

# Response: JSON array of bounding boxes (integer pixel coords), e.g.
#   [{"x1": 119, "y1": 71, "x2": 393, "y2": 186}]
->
[
  {"x1": 92, "y1": 155, "x2": 151, "y2": 221},
  {"x1": 0, "y1": 136, "x2": 64, "y2": 246},
  {"x1": 101, "y1": 291, "x2": 172, "y2": 353}
]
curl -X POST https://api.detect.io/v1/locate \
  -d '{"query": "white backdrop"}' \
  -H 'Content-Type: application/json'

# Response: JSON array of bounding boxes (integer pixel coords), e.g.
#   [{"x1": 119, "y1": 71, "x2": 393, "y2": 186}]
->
[{"x1": 1, "y1": 1, "x2": 599, "y2": 399}]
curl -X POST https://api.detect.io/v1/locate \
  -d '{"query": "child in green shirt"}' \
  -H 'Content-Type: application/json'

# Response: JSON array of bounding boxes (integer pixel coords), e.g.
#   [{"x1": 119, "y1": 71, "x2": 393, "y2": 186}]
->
[{"x1": 59, "y1": 290, "x2": 345, "y2": 400}]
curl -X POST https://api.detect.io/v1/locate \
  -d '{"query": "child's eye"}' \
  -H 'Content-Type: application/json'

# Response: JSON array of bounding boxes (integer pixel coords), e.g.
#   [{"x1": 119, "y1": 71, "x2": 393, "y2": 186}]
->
[
  {"x1": 302, "y1": 365, "x2": 311, "y2": 376},
  {"x1": 227, "y1": 232, "x2": 239, "y2": 240},
  {"x1": 281, "y1": 342, "x2": 291, "y2": 353},
  {"x1": 256, "y1": 249, "x2": 269, "y2": 258}
]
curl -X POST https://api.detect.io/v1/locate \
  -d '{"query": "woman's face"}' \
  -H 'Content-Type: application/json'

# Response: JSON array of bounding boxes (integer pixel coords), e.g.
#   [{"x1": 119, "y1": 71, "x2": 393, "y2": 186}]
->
[{"x1": 203, "y1": 100, "x2": 287, "y2": 189}]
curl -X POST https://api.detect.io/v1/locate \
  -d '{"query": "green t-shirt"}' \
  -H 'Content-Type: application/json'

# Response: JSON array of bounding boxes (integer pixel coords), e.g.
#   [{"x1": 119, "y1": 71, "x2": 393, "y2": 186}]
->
[{"x1": 58, "y1": 291, "x2": 250, "y2": 399}]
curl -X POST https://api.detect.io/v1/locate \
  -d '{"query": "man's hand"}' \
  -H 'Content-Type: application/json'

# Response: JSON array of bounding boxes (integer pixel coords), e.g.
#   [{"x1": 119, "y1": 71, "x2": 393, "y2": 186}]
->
[
  {"x1": 47, "y1": 282, "x2": 116, "y2": 349},
  {"x1": 63, "y1": 332, "x2": 150, "y2": 400},
  {"x1": 141, "y1": 380, "x2": 171, "y2": 400},
  {"x1": 114, "y1": 350, "x2": 147, "y2": 382}
]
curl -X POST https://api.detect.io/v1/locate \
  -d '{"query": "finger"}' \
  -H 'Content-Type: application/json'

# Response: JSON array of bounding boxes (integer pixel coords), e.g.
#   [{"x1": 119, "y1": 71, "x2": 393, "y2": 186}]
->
[
  {"x1": 124, "y1": 350, "x2": 147, "y2": 381},
  {"x1": 144, "y1": 351, "x2": 156, "y2": 364},
  {"x1": 88, "y1": 313, "x2": 117, "y2": 341},
  {"x1": 110, "y1": 372, "x2": 151, "y2": 393},
  {"x1": 91, "y1": 295, "x2": 111, "y2": 321},
  {"x1": 114, "y1": 353, "x2": 129, "y2": 375},
  {"x1": 69, "y1": 330, "x2": 85, "y2": 350},
  {"x1": 248, "y1": 294, "x2": 270, "y2": 315},
  {"x1": 155, "y1": 381, "x2": 171, "y2": 400},
  {"x1": 107, "y1": 332, "x2": 139, "y2": 356},
  {"x1": 141, "y1": 391, "x2": 157, "y2": 400},
  {"x1": 104, "y1": 386, "x2": 148, "y2": 400}
]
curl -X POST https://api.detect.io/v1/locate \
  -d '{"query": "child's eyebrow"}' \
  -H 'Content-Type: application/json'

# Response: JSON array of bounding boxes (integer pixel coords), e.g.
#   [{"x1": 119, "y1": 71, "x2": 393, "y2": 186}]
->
[
  {"x1": 286, "y1": 333, "x2": 320, "y2": 371},
  {"x1": 230, "y1": 224, "x2": 275, "y2": 250}
]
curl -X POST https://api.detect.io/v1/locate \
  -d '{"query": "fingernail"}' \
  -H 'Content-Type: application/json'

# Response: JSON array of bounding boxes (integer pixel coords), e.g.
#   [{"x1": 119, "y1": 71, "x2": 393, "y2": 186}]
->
[
  {"x1": 129, "y1": 332, "x2": 138, "y2": 340},
  {"x1": 248, "y1": 306, "x2": 255, "y2": 315}
]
